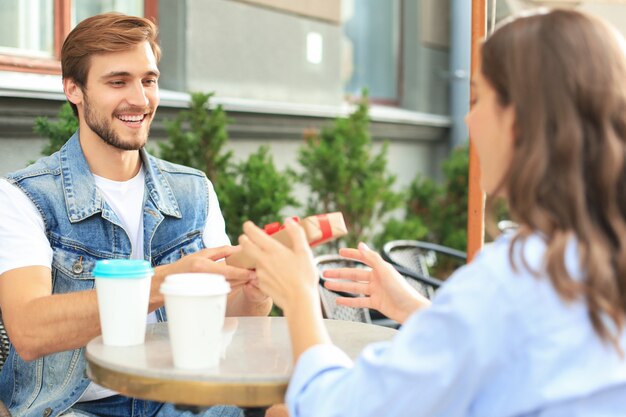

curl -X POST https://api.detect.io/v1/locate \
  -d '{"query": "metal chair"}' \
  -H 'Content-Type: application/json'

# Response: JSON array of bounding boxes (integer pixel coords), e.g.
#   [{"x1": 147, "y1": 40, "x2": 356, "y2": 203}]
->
[
  {"x1": 381, "y1": 240, "x2": 466, "y2": 298},
  {"x1": 0, "y1": 309, "x2": 12, "y2": 417},
  {"x1": 314, "y1": 254, "x2": 372, "y2": 324},
  {"x1": 0, "y1": 309, "x2": 9, "y2": 373}
]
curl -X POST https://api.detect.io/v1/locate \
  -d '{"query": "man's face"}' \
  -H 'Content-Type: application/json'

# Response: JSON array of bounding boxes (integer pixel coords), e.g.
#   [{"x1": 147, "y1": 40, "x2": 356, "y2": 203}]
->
[{"x1": 76, "y1": 42, "x2": 160, "y2": 151}]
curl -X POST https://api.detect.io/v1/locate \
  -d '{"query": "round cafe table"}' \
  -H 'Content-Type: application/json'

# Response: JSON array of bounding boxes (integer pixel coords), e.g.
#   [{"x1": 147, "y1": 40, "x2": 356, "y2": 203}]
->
[{"x1": 86, "y1": 317, "x2": 397, "y2": 417}]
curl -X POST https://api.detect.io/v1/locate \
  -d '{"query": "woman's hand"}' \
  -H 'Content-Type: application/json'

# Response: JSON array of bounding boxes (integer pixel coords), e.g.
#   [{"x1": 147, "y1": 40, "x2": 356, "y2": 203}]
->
[
  {"x1": 323, "y1": 243, "x2": 431, "y2": 324},
  {"x1": 240, "y1": 219, "x2": 330, "y2": 360},
  {"x1": 239, "y1": 219, "x2": 319, "y2": 315}
]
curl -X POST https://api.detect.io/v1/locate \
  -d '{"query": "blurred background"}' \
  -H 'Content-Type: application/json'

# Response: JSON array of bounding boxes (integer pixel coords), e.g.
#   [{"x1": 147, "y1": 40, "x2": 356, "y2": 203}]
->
[{"x1": 0, "y1": 0, "x2": 625, "y2": 249}]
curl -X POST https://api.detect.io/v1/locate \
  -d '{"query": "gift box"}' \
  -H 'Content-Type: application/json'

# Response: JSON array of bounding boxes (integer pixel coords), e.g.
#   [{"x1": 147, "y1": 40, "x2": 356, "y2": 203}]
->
[{"x1": 226, "y1": 212, "x2": 348, "y2": 269}]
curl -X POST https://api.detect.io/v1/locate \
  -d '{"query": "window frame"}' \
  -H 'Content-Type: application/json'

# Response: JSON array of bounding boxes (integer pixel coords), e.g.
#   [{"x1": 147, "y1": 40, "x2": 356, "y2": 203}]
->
[{"x1": 0, "y1": 0, "x2": 158, "y2": 75}]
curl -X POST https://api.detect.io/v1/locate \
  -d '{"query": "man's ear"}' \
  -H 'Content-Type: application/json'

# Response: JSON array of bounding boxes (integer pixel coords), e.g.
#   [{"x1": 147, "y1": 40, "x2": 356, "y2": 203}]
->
[{"x1": 63, "y1": 78, "x2": 83, "y2": 107}]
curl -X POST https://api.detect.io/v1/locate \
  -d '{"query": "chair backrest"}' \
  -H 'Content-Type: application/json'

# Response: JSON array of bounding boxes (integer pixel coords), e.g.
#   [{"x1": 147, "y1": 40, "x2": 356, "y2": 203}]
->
[
  {"x1": 393, "y1": 264, "x2": 443, "y2": 300},
  {"x1": 381, "y1": 240, "x2": 466, "y2": 299},
  {"x1": 0, "y1": 309, "x2": 10, "y2": 373},
  {"x1": 314, "y1": 254, "x2": 371, "y2": 324},
  {"x1": 381, "y1": 240, "x2": 466, "y2": 279}
]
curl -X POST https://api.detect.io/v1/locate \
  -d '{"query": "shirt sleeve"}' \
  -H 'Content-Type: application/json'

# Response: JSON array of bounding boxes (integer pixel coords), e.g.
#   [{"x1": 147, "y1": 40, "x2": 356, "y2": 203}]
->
[
  {"x1": 202, "y1": 178, "x2": 231, "y2": 248},
  {"x1": 0, "y1": 179, "x2": 53, "y2": 275},
  {"x1": 286, "y1": 256, "x2": 515, "y2": 417}
]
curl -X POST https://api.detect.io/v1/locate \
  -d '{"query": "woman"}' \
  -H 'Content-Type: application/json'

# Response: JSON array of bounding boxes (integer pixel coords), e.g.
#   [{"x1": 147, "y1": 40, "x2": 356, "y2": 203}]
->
[{"x1": 240, "y1": 9, "x2": 626, "y2": 417}]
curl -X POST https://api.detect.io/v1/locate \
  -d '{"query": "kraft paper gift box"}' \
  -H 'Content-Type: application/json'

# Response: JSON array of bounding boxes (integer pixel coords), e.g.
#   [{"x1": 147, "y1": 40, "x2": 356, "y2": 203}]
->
[{"x1": 226, "y1": 212, "x2": 348, "y2": 269}]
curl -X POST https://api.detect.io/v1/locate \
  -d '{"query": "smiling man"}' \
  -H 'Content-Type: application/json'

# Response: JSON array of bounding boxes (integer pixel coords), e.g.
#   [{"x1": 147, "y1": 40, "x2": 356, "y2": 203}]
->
[{"x1": 0, "y1": 13, "x2": 270, "y2": 417}]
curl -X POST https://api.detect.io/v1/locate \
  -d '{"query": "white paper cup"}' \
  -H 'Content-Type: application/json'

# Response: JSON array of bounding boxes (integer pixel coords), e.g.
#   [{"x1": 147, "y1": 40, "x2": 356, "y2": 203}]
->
[
  {"x1": 93, "y1": 260, "x2": 153, "y2": 346},
  {"x1": 160, "y1": 273, "x2": 231, "y2": 369}
]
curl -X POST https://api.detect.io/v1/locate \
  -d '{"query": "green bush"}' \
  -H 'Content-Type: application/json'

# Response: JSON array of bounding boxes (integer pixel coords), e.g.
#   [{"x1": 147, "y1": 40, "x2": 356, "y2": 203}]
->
[
  {"x1": 158, "y1": 92, "x2": 297, "y2": 244},
  {"x1": 218, "y1": 146, "x2": 298, "y2": 243},
  {"x1": 433, "y1": 146, "x2": 470, "y2": 250},
  {"x1": 159, "y1": 92, "x2": 232, "y2": 185},
  {"x1": 297, "y1": 91, "x2": 403, "y2": 248},
  {"x1": 34, "y1": 102, "x2": 78, "y2": 157},
  {"x1": 373, "y1": 216, "x2": 429, "y2": 249},
  {"x1": 376, "y1": 145, "x2": 469, "y2": 252}
]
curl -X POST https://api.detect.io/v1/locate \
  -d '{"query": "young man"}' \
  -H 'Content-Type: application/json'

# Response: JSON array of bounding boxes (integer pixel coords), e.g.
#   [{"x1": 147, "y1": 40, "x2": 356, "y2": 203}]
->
[{"x1": 0, "y1": 13, "x2": 271, "y2": 417}]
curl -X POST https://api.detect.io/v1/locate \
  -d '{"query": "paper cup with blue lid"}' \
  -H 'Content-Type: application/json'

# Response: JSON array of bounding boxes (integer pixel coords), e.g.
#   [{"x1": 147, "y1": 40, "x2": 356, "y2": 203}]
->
[{"x1": 93, "y1": 259, "x2": 153, "y2": 346}]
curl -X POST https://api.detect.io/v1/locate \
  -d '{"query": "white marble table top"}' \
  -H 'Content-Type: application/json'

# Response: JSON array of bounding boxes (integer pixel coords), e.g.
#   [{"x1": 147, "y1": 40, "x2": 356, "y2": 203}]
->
[{"x1": 85, "y1": 316, "x2": 397, "y2": 407}]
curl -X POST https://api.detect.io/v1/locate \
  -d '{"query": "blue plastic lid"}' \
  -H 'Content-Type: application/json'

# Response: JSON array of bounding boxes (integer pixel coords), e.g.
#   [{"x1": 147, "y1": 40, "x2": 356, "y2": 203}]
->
[{"x1": 92, "y1": 260, "x2": 154, "y2": 279}]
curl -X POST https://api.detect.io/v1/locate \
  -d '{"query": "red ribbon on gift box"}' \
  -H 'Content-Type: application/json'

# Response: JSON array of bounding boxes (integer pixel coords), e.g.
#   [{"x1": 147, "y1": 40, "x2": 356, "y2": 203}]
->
[
  {"x1": 309, "y1": 213, "x2": 333, "y2": 247},
  {"x1": 263, "y1": 217, "x2": 300, "y2": 235}
]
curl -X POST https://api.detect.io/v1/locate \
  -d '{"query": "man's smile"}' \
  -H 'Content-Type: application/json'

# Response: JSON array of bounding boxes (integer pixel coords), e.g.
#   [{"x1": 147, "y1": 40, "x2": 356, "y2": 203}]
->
[{"x1": 115, "y1": 113, "x2": 149, "y2": 127}]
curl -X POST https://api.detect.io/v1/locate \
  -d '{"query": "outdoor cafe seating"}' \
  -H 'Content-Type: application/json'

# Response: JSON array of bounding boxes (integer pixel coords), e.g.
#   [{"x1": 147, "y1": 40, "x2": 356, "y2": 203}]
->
[
  {"x1": 314, "y1": 254, "x2": 372, "y2": 324},
  {"x1": 314, "y1": 248, "x2": 462, "y2": 329},
  {"x1": 381, "y1": 240, "x2": 467, "y2": 298}
]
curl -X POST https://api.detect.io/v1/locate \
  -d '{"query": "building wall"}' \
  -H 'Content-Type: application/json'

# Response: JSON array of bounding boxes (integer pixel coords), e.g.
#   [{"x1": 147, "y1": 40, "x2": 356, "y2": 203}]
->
[
  {"x1": 580, "y1": 3, "x2": 626, "y2": 37},
  {"x1": 182, "y1": 0, "x2": 343, "y2": 106}
]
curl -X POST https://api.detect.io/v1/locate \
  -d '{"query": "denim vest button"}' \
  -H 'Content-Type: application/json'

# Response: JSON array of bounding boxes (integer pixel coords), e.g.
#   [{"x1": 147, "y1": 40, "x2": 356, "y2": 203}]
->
[
  {"x1": 43, "y1": 407, "x2": 52, "y2": 417},
  {"x1": 72, "y1": 261, "x2": 83, "y2": 275}
]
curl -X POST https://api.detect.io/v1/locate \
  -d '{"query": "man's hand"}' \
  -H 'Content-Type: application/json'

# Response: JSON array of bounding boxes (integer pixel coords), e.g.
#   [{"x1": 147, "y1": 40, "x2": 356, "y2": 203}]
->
[
  {"x1": 226, "y1": 277, "x2": 273, "y2": 317},
  {"x1": 151, "y1": 246, "x2": 255, "y2": 311},
  {"x1": 242, "y1": 278, "x2": 270, "y2": 304}
]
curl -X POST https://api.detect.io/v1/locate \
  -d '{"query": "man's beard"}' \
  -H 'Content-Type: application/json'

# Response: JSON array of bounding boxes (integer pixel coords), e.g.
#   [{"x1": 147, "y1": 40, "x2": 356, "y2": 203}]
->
[{"x1": 83, "y1": 95, "x2": 152, "y2": 151}]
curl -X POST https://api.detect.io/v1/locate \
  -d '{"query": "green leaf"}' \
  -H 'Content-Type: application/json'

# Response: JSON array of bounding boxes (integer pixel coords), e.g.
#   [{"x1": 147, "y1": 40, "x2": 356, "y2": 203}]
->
[
  {"x1": 158, "y1": 93, "x2": 297, "y2": 244},
  {"x1": 297, "y1": 89, "x2": 402, "y2": 248},
  {"x1": 34, "y1": 102, "x2": 78, "y2": 158}
]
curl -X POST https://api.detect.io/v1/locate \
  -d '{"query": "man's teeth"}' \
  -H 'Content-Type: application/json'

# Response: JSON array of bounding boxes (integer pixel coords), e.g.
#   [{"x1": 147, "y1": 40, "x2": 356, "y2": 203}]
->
[{"x1": 117, "y1": 114, "x2": 145, "y2": 122}]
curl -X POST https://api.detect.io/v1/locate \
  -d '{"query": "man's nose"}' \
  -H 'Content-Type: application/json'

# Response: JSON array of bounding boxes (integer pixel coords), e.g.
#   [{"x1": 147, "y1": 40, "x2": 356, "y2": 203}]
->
[{"x1": 126, "y1": 81, "x2": 149, "y2": 108}]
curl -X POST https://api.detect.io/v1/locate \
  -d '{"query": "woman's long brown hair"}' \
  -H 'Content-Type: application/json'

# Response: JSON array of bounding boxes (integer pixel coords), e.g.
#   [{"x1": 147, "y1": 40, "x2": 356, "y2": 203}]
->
[{"x1": 482, "y1": 9, "x2": 626, "y2": 349}]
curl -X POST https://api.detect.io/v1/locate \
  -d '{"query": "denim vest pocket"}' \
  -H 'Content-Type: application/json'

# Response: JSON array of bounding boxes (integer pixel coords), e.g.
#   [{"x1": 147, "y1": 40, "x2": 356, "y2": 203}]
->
[
  {"x1": 51, "y1": 246, "x2": 100, "y2": 294},
  {"x1": 151, "y1": 231, "x2": 205, "y2": 266}
]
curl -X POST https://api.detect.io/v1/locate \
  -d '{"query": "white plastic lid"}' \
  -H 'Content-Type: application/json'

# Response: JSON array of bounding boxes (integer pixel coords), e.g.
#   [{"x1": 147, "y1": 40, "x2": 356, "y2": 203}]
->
[{"x1": 160, "y1": 273, "x2": 231, "y2": 296}]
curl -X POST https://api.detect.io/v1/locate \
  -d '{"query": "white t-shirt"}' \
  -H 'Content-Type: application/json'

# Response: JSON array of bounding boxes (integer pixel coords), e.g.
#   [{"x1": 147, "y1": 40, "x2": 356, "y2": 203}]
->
[
  {"x1": 0, "y1": 170, "x2": 230, "y2": 401},
  {"x1": 93, "y1": 171, "x2": 147, "y2": 260}
]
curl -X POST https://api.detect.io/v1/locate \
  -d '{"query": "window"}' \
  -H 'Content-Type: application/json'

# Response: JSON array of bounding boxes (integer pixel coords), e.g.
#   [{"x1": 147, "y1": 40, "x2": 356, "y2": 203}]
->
[
  {"x1": 73, "y1": 0, "x2": 144, "y2": 26},
  {"x1": 0, "y1": 0, "x2": 54, "y2": 59},
  {"x1": 0, "y1": 0, "x2": 156, "y2": 75},
  {"x1": 343, "y1": 0, "x2": 402, "y2": 104}
]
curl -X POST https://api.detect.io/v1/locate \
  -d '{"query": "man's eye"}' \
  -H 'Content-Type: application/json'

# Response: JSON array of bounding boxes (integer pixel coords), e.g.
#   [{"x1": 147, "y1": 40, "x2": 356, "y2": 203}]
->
[
  {"x1": 109, "y1": 81, "x2": 125, "y2": 86},
  {"x1": 144, "y1": 79, "x2": 158, "y2": 85}
]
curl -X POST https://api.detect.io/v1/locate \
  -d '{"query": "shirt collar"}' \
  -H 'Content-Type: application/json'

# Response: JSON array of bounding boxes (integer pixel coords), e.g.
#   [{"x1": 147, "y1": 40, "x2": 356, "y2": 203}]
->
[{"x1": 60, "y1": 131, "x2": 181, "y2": 222}]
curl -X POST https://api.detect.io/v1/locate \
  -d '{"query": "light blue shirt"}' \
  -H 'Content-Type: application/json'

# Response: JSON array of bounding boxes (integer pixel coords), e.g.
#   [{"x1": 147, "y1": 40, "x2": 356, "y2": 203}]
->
[{"x1": 287, "y1": 233, "x2": 626, "y2": 417}]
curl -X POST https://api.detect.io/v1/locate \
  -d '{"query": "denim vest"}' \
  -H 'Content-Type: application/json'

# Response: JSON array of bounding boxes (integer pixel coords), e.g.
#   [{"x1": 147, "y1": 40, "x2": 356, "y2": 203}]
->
[{"x1": 0, "y1": 133, "x2": 211, "y2": 417}]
